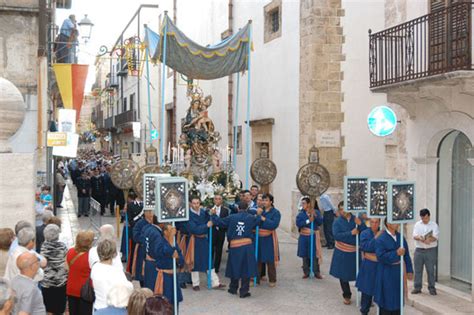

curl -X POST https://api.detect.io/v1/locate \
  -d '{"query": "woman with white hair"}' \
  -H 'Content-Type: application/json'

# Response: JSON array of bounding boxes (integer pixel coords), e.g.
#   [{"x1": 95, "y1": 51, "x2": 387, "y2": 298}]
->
[
  {"x1": 0, "y1": 278, "x2": 15, "y2": 315},
  {"x1": 94, "y1": 283, "x2": 133, "y2": 315},
  {"x1": 40, "y1": 224, "x2": 68, "y2": 314},
  {"x1": 91, "y1": 239, "x2": 133, "y2": 312}
]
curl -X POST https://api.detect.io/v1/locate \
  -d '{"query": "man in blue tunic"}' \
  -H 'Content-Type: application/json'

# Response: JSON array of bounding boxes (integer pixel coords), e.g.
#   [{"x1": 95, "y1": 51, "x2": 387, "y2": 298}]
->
[
  {"x1": 154, "y1": 224, "x2": 184, "y2": 309},
  {"x1": 356, "y1": 218, "x2": 381, "y2": 315},
  {"x1": 143, "y1": 223, "x2": 164, "y2": 291},
  {"x1": 211, "y1": 201, "x2": 263, "y2": 298},
  {"x1": 256, "y1": 194, "x2": 281, "y2": 287},
  {"x1": 375, "y1": 218, "x2": 413, "y2": 315},
  {"x1": 131, "y1": 209, "x2": 155, "y2": 287},
  {"x1": 296, "y1": 197, "x2": 323, "y2": 279},
  {"x1": 185, "y1": 196, "x2": 225, "y2": 291},
  {"x1": 329, "y1": 202, "x2": 367, "y2": 305}
]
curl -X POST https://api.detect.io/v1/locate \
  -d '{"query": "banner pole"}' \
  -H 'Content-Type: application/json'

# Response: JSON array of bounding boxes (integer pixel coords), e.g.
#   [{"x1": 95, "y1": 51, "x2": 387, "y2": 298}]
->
[
  {"x1": 244, "y1": 22, "x2": 252, "y2": 189},
  {"x1": 160, "y1": 12, "x2": 169, "y2": 164},
  {"x1": 310, "y1": 220, "x2": 315, "y2": 278},
  {"x1": 145, "y1": 44, "x2": 153, "y2": 145},
  {"x1": 233, "y1": 74, "x2": 240, "y2": 170},
  {"x1": 208, "y1": 226, "x2": 212, "y2": 289},
  {"x1": 172, "y1": 221, "x2": 178, "y2": 315},
  {"x1": 400, "y1": 223, "x2": 404, "y2": 315},
  {"x1": 356, "y1": 226, "x2": 360, "y2": 307},
  {"x1": 254, "y1": 226, "x2": 259, "y2": 286}
]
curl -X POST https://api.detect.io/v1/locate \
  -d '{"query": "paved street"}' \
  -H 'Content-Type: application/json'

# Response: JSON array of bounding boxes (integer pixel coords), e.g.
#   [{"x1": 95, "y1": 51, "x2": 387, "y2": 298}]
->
[{"x1": 60, "y1": 181, "x2": 423, "y2": 315}]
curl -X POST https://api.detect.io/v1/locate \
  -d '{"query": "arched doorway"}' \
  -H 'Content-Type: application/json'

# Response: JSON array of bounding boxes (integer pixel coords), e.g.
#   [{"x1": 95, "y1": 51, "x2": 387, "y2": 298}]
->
[{"x1": 437, "y1": 131, "x2": 473, "y2": 291}]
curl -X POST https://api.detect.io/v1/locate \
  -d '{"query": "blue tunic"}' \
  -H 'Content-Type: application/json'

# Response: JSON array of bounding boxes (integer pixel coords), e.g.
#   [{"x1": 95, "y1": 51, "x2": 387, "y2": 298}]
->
[
  {"x1": 257, "y1": 207, "x2": 281, "y2": 263},
  {"x1": 143, "y1": 224, "x2": 163, "y2": 291},
  {"x1": 329, "y1": 214, "x2": 367, "y2": 282},
  {"x1": 212, "y1": 211, "x2": 261, "y2": 279},
  {"x1": 374, "y1": 230, "x2": 413, "y2": 311},
  {"x1": 296, "y1": 210, "x2": 317, "y2": 258},
  {"x1": 185, "y1": 209, "x2": 211, "y2": 272},
  {"x1": 132, "y1": 218, "x2": 150, "y2": 282},
  {"x1": 154, "y1": 235, "x2": 184, "y2": 304},
  {"x1": 356, "y1": 229, "x2": 378, "y2": 296}
]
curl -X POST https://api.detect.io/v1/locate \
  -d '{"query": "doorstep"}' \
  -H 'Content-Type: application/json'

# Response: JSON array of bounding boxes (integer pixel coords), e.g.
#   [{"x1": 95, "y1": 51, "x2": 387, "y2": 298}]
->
[{"x1": 408, "y1": 281, "x2": 474, "y2": 314}]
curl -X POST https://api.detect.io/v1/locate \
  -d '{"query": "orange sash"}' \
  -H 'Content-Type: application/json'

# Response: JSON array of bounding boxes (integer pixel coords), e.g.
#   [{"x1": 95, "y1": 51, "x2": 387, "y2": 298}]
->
[
  {"x1": 131, "y1": 244, "x2": 140, "y2": 277},
  {"x1": 184, "y1": 235, "x2": 195, "y2": 271},
  {"x1": 230, "y1": 238, "x2": 252, "y2": 248},
  {"x1": 363, "y1": 252, "x2": 378, "y2": 262},
  {"x1": 299, "y1": 227, "x2": 312, "y2": 236},
  {"x1": 259, "y1": 229, "x2": 280, "y2": 264},
  {"x1": 178, "y1": 234, "x2": 187, "y2": 257},
  {"x1": 335, "y1": 241, "x2": 356, "y2": 253},
  {"x1": 154, "y1": 268, "x2": 174, "y2": 295},
  {"x1": 146, "y1": 254, "x2": 155, "y2": 262}
]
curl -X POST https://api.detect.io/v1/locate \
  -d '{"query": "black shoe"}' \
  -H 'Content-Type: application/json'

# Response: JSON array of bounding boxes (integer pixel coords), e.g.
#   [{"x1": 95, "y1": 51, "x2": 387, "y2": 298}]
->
[
  {"x1": 77, "y1": 215, "x2": 81, "y2": 218},
  {"x1": 240, "y1": 292, "x2": 251, "y2": 298},
  {"x1": 56, "y1": 205, "x2": 63, "y2": 208},
  {"x1": 180, "y1": 283, "x2": 187, "y2": 289},
  {"x1": 85, "y1": 214, "x2": 89, "y2": 217},
  {"x1": 411, "y1": 289, "x2": 422, "y2": 294},
  {"x1": 227, "y1": 289, "x2": 237, "y2": 295},
  {"x1": 429, "y1": 290, "x2": 437, "y2": 296},
  {"x1": 328, "y1": 246, "x2": 334, "y2": 250}
]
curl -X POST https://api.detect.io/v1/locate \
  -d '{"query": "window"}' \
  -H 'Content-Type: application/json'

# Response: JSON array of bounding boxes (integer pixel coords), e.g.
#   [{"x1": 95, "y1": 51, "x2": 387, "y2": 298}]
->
[
  {"x1": 236, "y1": 125, "x2": 243, "y2": 155},
  {"x1": 270, "y1": 9, "x2": 280, "y2": 33},
  {"x1": 129, "y1": 93, "x2": 135, "y2": 111},
  {"x1": 264, "y1": 0, "x2": 282, "y2": 43},
  {"x1": 123, "y1": 97, "x2": 127, "y2": 112}
]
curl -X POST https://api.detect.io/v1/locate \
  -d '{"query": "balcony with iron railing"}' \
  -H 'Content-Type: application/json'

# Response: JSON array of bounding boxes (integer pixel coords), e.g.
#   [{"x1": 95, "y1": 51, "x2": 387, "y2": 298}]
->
[
  {"x1": 115, "y1": 109, "x2": 136, "y2": 126},
  {"x1": 369, "y1": 2, "x2": 474, "y2": 89},
  {"x1": 105, "y1": 116, "x2": 114, "y2": 130}
]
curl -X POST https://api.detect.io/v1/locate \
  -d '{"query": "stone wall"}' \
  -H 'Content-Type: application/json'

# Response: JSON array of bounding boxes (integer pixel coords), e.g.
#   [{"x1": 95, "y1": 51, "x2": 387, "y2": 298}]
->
[
  {"x1": 299, "y1": 0, "x2": 346, "y2": 188},
  {"x1": 385, "y1": 0, "x2": 407, "y2": 27}
]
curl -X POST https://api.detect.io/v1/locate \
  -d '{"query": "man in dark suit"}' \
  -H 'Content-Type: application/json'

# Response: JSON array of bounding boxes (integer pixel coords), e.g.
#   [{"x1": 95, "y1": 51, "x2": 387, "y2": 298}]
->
[
  {"x1": 90, "y1": 168, "x2": 106, "y2": 215},
  {"x1": 211, "y1": 194, "x2": 230, "y2": 273}
]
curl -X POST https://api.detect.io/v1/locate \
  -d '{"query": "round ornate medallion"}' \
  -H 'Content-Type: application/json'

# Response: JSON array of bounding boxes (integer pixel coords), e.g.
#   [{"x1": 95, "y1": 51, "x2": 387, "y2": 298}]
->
[
  {"x1": 133, "y1": 165, "x2": 161, "y2": 199},
  {"x1": 296, "y1": 163, "x2": 330, "y2": 197},
  {"x1": 250, "y1": 158, "x2": 277, "y2": 185},
  {"x1": 110, "y1": 159, "x2": 140, "y2": 190}
]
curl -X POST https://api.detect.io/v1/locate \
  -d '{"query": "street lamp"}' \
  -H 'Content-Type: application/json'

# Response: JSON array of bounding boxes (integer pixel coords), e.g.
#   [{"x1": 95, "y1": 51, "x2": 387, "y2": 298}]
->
[{"x1": 78, "y1": 14, "x2": 94, "y2": 43}]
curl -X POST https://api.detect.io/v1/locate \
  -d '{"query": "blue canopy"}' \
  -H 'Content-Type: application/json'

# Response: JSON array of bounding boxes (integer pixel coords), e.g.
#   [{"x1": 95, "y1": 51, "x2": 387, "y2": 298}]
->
[{"x1": 144, "y1": 16, "x2": 252, "y2": 80}]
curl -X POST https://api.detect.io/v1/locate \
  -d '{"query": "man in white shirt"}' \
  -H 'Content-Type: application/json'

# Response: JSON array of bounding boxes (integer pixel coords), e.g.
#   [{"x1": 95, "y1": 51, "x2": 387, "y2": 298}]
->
[
  {"x1": 412, "y1": 208, "x2": 439, "y2": 295},
  {"x1": 211, "y1": 194, "x2": 230, "y2": 273},
  {"x1": 89, "y1": 224, "x2": 123, "y2": 270}
]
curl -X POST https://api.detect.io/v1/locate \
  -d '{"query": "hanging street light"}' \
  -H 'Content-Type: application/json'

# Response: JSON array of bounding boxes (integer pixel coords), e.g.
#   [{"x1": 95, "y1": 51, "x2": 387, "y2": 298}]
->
[{"x1": 78, "y1": 14, "x2": 94, "y2": 43}]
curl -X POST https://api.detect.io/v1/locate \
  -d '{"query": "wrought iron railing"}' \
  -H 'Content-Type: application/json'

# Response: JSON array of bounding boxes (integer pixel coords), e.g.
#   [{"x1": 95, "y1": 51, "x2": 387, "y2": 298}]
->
[
  {"x1": 115, "y1": 110, "x2": 136, "y2": 126},
  {"x1": 369, "y1": 2, "x2": 473, "y2": 88}
]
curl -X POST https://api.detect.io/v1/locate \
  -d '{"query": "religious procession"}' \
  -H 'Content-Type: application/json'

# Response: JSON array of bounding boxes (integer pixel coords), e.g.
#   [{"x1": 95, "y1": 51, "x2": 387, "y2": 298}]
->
[{"x1": 1, "y1": 0, "x2": 473, "y2": 315}]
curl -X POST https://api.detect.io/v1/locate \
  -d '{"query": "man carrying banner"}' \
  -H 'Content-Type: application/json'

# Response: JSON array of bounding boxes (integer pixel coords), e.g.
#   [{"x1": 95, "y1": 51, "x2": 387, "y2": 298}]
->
[
  {"x1": 185, "y1": 196, "x2": 225, "y2": 291},
  {"x1": 142, "y1": 222, "x2": 163, "y2": 291},
  {"x1": 154, "y1": 224, "x2": 184, "y2": 309},
  {"x1": 356, "y1": 218, "x2": 381, "y2": 315},
  {"x1": 296, "y1": 197, "x2": 323, "y2": 279},
  {"x1": 131, "y1": 209, "x2": 155, "y2": 287},
  {"x1": 375, "y1": 218, "x2": 413, "y2": 315},
  {"x1": 329, "y1": 202, "x2": 367, "y2": 305},
  {"x1": 256, "y1": 194, "x2": 281, "y2": 287},
  {"x1": 211, "y1": 201, "x2": 263, "y2": 298}
]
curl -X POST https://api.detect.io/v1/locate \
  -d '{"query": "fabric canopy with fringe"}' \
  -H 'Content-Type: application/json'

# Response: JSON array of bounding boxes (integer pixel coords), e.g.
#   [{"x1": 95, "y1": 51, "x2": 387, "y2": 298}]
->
[{"x1": 144, "y1": 15, "x2": 252, "y2": 80}]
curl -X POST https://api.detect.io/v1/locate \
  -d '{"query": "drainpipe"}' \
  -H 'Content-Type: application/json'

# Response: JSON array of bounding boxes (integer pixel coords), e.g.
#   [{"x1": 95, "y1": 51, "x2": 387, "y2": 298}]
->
[{"x1": 228, "y1": 0, "x2": 234, "y2": 147}]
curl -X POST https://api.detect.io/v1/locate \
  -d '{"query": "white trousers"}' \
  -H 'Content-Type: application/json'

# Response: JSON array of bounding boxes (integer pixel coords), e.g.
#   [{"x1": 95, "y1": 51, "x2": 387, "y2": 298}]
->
[{"x1": 191, "y1": 269, "x2": 220, "y2": 287}]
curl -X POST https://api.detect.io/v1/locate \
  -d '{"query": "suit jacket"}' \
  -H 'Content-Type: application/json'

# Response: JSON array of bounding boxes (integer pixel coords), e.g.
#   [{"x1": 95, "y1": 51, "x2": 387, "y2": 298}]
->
[{"x1": 212, "y1": 206, "x2": 230, "y2": 237}]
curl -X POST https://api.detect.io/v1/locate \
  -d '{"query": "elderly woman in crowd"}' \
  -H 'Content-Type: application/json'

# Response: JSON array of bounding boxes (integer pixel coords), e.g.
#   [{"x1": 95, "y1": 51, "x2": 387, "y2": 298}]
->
[
  {"x1": 40, "y1": 224, "x2": 68, "y2": 315},
  {"x1": 127, "y1": 288, "x2": 153, "y2": 315},
  {"x1": 0, "y1": 228, "x2": 14, "y2": 277},
  {"x1": 0, "y1": 278, "x2": 15, "y2": 315},
  {"x1": 66, "y1": 230, "x2": 95, "y2": 315},
  {"x1": 94, "y1": 283, "x2": 133, "y2": 315},
  {"x1": 91, "y1": 238, "x2": 133, "y2": 312},
  {"x1": 36, "y1": 210, "x2": 54, "y2": 252}
]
